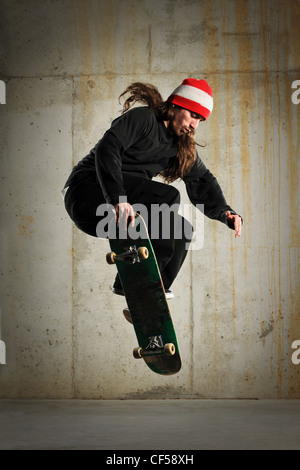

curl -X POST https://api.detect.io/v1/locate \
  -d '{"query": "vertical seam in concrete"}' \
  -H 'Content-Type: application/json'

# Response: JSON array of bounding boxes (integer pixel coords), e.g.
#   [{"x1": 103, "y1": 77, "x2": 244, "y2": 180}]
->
[{"x1": 71, "y1": 76, "x2": 76, "y2": 399}]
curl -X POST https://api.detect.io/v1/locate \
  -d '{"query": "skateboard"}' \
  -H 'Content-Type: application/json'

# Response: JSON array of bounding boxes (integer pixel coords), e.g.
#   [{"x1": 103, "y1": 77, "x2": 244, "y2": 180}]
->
[{"x1": 106, "y1": 213, "x2": 181, "y2": 375}]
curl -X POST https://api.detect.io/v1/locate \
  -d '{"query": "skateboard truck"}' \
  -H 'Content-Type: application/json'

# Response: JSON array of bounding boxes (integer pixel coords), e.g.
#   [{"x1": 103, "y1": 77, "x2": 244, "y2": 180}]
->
[
  {"x1": 106, "y1": 245, "x2": 149, "y2": 265},
  {"x1": 133, "y1": 336, "x2": 175, "y2": 359}
]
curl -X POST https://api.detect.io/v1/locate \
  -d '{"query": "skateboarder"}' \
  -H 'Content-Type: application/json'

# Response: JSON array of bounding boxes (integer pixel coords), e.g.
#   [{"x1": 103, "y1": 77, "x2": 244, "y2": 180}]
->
[{"x1": 63, "y1": 78, "x2": 243, "y2": 299}]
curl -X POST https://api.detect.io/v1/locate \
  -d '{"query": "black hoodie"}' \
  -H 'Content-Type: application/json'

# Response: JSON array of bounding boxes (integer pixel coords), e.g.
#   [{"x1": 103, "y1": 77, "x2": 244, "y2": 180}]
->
[{"x1": 64, "y1": 107, "x2": 241, "y2": 230}]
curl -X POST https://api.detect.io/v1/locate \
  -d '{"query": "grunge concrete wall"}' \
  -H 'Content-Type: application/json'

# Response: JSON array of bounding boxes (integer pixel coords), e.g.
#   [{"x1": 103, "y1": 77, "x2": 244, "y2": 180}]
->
[{"x1": 0, "y1": 0, "x2": 299, "y2": 398}]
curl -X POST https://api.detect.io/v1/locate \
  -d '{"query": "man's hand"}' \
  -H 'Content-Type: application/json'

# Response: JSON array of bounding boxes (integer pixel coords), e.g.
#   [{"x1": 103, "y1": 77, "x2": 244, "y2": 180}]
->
[
  {"x1": 226, "y1": 211, "x2": 242, "y2": 238},
  {"x1": 114, "y1": 202, "x2": 135, "y2": 230}
]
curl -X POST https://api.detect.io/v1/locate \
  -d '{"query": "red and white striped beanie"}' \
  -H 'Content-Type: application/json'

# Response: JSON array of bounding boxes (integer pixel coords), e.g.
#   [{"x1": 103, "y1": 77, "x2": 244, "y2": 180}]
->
[{"x1": 167, "y1": 78, "x2": 213, "y2": 120}]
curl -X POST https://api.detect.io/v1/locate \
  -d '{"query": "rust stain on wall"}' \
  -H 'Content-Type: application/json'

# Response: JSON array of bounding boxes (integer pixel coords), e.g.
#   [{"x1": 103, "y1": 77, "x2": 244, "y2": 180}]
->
[
  {"x1": 76, "y1": 1, "x2": 92, "y2": 77},
  {"x1": 236, "y1": 0, "x2": 252, "y2": 265},
  {"x1": 284, "y1": 77, "x2": 300, "y2": 248},
  {"x1": 18, "y1": 215, "x2": 34, "y2": 236},
  {"x1": 147, "y1": 25, "x2": 152, "y2": 74},
  {"x1": 123, "y1": 0, "x2": 138, "y2": 77},
  {"x1": 223, "y1": 79, "x2": 238, "y2": 341},
  {"x1": 74, "y1": 0, "x2": 119, "y2": 134}
]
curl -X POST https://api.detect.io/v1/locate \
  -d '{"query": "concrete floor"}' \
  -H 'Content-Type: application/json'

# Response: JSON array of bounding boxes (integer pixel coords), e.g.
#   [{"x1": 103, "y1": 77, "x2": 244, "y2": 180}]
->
[{"x1": 0, "y1": 399, "x2": 299, "y2": 450}]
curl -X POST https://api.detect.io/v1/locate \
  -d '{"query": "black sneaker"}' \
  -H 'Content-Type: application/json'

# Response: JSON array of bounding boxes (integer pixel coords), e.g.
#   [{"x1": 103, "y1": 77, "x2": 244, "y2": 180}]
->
[{"x1": 112, "y1": 274, "x2": 125, "y2": 296}]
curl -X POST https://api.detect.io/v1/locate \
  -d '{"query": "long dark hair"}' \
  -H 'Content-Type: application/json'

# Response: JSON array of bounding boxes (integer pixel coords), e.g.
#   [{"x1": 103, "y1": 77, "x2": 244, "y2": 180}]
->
[{"x1": 118, "y1": 82, "x2": 197, "y2": 182}]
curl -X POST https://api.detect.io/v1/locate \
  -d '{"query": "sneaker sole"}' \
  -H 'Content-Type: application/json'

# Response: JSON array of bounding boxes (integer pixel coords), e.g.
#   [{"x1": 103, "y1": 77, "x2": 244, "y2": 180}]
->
[
  {"x1": 112, "y1": 288, "x2": 125, "y2": 296},
  {"x1": 123, "y1": 308, "x2": 133, "y2": 324}
]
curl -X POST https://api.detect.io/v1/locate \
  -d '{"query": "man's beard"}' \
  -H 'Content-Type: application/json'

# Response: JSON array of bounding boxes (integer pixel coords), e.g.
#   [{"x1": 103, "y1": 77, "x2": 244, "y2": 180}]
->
[{"x1": 167, "y1": 118, "x2": 184, "y2": 137}]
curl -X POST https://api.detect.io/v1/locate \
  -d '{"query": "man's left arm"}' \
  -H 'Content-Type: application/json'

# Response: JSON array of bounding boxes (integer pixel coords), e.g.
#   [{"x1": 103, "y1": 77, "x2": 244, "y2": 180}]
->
[{"x1": 184, "y1": 154, "x2": 243, "y2": 237}]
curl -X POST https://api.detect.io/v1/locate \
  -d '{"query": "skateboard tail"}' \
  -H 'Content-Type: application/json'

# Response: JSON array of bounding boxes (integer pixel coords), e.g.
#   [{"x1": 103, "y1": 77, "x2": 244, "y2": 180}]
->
[
  {"x1": 132, "y1": 318, "x2": 182, "y2": 375},
  {"x1": 145, "y1": 356, "x2": 181, "y2": 374}
]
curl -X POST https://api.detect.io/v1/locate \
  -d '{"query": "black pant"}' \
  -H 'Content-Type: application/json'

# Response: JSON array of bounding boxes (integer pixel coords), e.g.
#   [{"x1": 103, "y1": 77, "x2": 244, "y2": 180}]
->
[{"x1": 64, "y1": 173, "x2": 193, "y2": 289}]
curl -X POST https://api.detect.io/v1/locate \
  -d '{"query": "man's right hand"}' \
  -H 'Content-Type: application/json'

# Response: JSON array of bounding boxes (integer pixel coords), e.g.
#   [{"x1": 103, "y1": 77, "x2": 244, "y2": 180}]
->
[{"x1": 114, "y1": 202, "x2": 135, "y2": 230}]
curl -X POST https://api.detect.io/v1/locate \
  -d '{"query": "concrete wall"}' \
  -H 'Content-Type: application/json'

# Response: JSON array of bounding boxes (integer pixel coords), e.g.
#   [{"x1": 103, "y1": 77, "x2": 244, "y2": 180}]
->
[{"x1": 0, "y1": 0, "x2": 299, "y2": 398}]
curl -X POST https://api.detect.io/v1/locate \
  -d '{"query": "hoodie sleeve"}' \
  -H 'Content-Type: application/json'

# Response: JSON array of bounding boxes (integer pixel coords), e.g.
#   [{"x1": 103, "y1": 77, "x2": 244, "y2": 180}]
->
[
  {"x1": 94, "y1": 108, "x2": 153, "y2": 206},
  {"x1": 94, "y1": 131, "x2": 126, "y2": 206},
  {"x1": 183, "y1": 152, "x2": 242, "y2": 230}
]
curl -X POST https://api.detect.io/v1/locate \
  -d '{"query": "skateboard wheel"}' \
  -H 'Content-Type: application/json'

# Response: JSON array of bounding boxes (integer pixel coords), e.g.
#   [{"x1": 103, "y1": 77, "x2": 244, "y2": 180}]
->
[
  {"x1": 164, "y1": 343, "x2": 175, "y2": 356},
  {"x1": 133, "y1": 347, "x2": 143, "y2": 359},
  {"x1": 106, "y1": 251, "x2": 116, "y2": 265},
  {"x1": 137, "y1": 246, "x2": 149, "y2": 260}
]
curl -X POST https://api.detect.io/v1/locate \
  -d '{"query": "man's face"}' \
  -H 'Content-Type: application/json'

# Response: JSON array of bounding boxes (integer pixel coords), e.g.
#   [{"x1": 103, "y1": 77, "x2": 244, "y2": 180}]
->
[{"x1": 168, "y1": 107, "x2": 205, "y2": 136}]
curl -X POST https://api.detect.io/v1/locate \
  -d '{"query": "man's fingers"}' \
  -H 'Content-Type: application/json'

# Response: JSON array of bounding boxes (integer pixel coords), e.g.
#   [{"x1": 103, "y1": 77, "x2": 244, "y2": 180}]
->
[
  {"x1": 226, "y1": 211, "x2": 242, "y2": 238},
  {"x1": 115, "y1": 203, "x2": 135, "y2": 230},
  {"x1": 234, "y1": 216, "x2": 242, "y2": 238},
  {"x1": 119, "y1": 209, "x2": 128, "y2": 231},
  {"x1": 128, "y1": 206, "x2": 135, "y2": 227}
]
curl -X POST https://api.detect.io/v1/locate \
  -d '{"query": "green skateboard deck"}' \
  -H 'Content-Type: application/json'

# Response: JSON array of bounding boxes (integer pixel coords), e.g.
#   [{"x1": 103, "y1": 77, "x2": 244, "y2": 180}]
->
[{"x1": 107, "y1": 213, "x2": 181, "y2": 375}]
